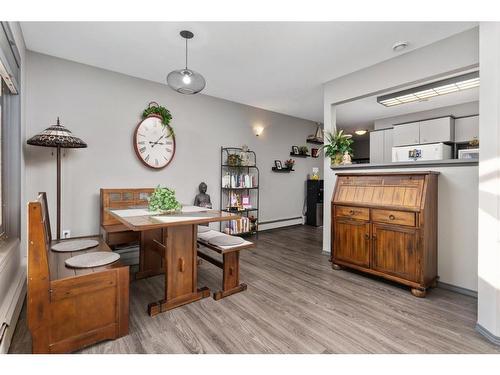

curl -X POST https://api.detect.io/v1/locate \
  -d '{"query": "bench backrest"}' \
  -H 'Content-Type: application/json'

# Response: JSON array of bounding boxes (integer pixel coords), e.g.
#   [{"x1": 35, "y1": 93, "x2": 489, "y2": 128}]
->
[
  {"x1": 27, "y1": 193, "x2": 51, "y2": 335},
  {"x1": 100, "y1": 188, "x2": 154, "y2": 227}
]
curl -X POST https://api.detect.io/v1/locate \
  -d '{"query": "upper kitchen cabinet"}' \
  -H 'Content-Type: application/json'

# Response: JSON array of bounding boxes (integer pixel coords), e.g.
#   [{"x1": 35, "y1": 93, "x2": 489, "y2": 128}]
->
[
  {"x1": 393, "y1": 122, "x2": 420, "y2": 146},
  {"x1": 393, "y1": 116, "x2": 454, "y2": 146},
  {"x1": 419, "y1": 117, "x2": 454, "y2": 144},
  {"x1": 455, "y1": 115, "x2": 479, "y2": 143}
]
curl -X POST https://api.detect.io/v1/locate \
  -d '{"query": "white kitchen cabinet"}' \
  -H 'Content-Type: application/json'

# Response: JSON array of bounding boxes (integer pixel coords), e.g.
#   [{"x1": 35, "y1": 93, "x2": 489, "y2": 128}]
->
[
  {"x1": 419, "y1": 117, "x2": 454, "y2": 144},
  {"x1": 393, "y1": 122, "x2": 420, "y2": 146},
  {"x1": 455, "y1": 115, "x2": 479, "y2": 143},
  {"x1": 383, "y1": 128, "x2": 393, "y2": 163},
  {"x1": 369, "y1": 130, "x2": 385, "y2": 163},
  {"x1": 370, "y1": 128, "x2": 394, "y2": 164}
]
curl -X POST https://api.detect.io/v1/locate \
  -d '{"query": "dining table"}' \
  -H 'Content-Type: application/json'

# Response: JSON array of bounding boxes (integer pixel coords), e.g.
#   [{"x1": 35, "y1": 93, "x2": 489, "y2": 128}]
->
[{"x1": 108, "y1": 205, "x2": 239, "y2": 316}]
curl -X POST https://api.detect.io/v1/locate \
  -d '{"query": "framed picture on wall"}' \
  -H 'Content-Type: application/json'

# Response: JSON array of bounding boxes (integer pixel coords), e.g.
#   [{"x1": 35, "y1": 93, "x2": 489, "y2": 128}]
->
[
  {"x1": 291, "y1": 146, "x2": 299, "y2": 155},
  {"x1": 274, "y1": 160, "x2": 282, "y2": 170}
]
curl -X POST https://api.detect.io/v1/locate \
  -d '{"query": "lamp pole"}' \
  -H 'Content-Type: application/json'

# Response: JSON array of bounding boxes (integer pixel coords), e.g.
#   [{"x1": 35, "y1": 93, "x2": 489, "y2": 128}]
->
[{"x1": 56, "y1": 145, "x2": 61, "y2": 240}]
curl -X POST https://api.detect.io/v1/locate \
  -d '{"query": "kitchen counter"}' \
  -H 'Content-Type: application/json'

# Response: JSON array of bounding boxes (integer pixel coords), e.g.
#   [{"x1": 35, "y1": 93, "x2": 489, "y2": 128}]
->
[{"x1": 330, "y1": 158, "x2": 477, "y2": 170}]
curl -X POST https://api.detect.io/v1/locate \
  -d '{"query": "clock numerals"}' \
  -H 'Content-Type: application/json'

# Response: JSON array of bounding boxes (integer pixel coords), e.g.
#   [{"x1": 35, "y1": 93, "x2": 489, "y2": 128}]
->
[{"x1": 135, "y1": 117, "x2": 175, "y2": 169}]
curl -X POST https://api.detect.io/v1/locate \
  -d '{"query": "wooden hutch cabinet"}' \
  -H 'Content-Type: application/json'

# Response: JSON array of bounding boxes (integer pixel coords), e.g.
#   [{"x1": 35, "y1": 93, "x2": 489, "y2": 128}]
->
[{"x1": 331, "y1": 172, "x2": 439, "y2": 297}]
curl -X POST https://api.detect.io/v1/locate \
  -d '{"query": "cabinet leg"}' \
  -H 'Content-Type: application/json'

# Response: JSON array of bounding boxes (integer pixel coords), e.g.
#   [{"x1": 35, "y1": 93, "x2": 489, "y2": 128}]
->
[
  {"x1": 431, "y1": 279, "x2": 438, "y2": 288},
  {"x1": 332, "y1": 263, "x2": 343, "y2": 270},
  {"x1": 411, "y1": 288, "x2": 427, "y2": 298}
]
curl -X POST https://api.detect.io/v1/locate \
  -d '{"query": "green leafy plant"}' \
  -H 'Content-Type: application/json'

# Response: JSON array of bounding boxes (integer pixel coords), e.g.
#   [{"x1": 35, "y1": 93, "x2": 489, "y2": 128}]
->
[
  {"x1": 319, "y1": 130, "x2": 354, "y2": 165},
  {"x1": 227, "y1": 153, "x2": 243, "y2": 167},
  {"x1": 148, "y1": 186, "x2": 181, "y2": 213},
  {"x1": 142, "y1": 102, "x2": 174, "y2": 137},
  {"x1": 298, "y1": 146, "x2": 309, "y2": 155},
  {"x1": 285, "y1": 159, "x2": 295, "y2": 169}
]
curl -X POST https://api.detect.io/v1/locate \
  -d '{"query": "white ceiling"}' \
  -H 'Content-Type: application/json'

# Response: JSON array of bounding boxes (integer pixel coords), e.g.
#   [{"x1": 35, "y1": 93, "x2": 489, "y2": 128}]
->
[{"x1": 20, "y1": 22, "x2": 477, "y2": 122}]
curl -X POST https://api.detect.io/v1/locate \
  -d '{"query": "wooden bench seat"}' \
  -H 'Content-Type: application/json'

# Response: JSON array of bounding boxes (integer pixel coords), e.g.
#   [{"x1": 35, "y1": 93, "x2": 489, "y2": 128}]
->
[
  {"x1": 100, "y1": 188, "x2": 154, "y2": 247},
  {"x1": 196, "y1": 229, "x2": 253, "y2": 300},
  {"x1": 28, "y1": 193, "x2": 129, "y2": 353}
]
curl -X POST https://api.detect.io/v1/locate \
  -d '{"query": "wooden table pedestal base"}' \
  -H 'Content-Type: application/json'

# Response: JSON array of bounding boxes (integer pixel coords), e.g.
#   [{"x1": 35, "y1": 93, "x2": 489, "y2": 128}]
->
[{"x1": 148, "y1": 287, "x2": 210, "y2": 316}]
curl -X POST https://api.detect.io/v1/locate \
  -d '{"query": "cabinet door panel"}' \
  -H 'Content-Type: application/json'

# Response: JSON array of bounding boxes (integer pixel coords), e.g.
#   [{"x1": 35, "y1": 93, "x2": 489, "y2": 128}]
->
[
  {"x1": 455, "y1": 116, "x2": 479, "y2": 143},
  {"x1": 393, "y1": 123, "x2": 420, "y2": 146},
  {"x1": 372, "y1": 224, "x2": 419, "y2": 282},
  {"x1": 383, "y1": 128, "x2": 394, "y2": 163},
  {"x1": 369, "y1": 130, "x2": 384, "y2": 164},
  {"x1": 419, "y1": 117, "x2": 454, "y2": 144},
  {"x1": 333, "y1": 219, "x2": 370, "y2": 268}
]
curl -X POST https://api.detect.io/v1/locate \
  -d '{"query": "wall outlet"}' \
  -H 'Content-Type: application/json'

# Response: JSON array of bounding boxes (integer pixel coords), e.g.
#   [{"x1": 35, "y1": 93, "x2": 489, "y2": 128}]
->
[{"x1": 62, "y1": 230, "x2": 71, "y2": 239}]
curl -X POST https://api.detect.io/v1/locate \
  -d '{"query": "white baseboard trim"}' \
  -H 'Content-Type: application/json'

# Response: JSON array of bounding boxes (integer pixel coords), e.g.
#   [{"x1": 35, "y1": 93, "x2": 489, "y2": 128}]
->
[
  {"x1": 476, "y1": 323, "x2": 500, "y2": 346},
  {"x1": 0, "y1": 268, "x2": 26, "y2": 354},
  {"x1": 258, "y1": 217, "x2": 304, "y2": 231}
]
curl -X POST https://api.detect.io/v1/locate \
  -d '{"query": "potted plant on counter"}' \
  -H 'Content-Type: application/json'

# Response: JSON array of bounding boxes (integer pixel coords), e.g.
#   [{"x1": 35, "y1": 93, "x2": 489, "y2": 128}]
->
[{"x1": 320, "y1": 130, "x2": 353, "y2": 166}]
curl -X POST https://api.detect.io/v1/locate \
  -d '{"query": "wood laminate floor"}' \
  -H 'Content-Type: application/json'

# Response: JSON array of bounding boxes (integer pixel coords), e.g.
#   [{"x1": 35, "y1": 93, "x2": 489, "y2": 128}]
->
[{"x1": 9, "y1": 225, "x2": 500, "y2": 353}]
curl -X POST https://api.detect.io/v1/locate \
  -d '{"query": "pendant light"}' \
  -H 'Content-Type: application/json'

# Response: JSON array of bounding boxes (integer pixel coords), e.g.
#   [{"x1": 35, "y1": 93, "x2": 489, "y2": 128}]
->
[{"x1": 167, "y1": 30, "x2": 206, "y2": 95}]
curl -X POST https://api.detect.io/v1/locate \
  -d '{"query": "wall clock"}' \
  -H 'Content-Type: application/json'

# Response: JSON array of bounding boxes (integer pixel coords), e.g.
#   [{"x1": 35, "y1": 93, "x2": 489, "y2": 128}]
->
[{"x1": 133, "y1": 114, "x2": 176, "y2": 169}]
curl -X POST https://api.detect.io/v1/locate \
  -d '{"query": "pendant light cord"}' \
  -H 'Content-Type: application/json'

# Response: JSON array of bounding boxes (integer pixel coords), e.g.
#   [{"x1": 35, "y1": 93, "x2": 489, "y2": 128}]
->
[{"x1": 185, "y1": 37, "x2": 188, "y2": 70}]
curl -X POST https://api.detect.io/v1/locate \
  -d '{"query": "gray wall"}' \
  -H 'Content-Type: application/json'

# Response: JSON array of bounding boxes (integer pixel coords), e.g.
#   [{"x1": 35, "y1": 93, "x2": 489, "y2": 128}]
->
[
  {"x1": 374, "y1": 101, "x2": 479, "y2": 129},
  {"x1": 25, "y1": 51, "x2": 322, "y2": 237}
]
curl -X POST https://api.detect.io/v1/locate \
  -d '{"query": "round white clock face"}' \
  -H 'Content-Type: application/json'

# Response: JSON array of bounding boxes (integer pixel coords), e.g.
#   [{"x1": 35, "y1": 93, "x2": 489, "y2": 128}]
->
[{"x1": 134, "y1": 115, "x2": 176, "y2": 169}]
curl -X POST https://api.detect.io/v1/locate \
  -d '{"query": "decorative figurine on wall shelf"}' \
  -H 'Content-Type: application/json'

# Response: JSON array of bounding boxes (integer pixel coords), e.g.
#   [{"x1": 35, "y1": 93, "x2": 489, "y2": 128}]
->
[{"x1": 194, "y1": 182, "x2": 212, "y2": 209}]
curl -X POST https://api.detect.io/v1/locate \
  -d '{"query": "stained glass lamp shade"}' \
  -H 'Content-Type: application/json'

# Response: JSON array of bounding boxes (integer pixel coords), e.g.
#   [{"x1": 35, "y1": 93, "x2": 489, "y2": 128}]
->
[{"x1": 27, "y1": 117, "x2": 87, "y2": 148}]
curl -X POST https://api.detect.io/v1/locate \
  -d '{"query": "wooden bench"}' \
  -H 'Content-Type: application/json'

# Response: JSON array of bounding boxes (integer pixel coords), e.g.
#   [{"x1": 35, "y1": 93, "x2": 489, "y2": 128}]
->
[
  {"x1": 28, "y1": 193, "x2": 129, "y2": 353},
  {"x1": 196, "y1": 229, "x2": 254, "y2": 300},
  {"x1": 100, "y1": 188, "x2": 154, "y2": 247}
]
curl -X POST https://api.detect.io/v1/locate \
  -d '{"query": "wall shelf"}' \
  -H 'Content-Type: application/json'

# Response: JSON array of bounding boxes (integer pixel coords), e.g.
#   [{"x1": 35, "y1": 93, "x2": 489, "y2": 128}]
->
[
  {"x1": 306, "y1": 139, "x2": 323, "y2": 145},
  {"x1": 290, "y1": 153, "x2": 310, "y2": 158},
  {"x1": 272, "y1": 167, "x2": 294, "y2": 173}
]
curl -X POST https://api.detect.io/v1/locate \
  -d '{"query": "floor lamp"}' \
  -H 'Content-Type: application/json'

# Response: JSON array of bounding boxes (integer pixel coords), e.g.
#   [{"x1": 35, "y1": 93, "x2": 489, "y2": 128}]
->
[{"x1": 27, "y1": 117, "x2": 87, "y2": 240}]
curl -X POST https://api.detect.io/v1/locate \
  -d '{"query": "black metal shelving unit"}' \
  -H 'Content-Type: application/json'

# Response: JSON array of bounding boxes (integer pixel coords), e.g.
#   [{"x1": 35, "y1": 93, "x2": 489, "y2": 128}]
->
[{"x1": 220, "y1": 147, "x2": 260, "y2": 237}]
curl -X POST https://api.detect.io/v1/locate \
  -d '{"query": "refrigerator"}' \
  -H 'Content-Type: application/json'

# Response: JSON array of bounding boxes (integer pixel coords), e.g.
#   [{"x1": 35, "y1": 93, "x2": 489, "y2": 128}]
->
[{"x1": 392, "y1": 142, "x2": 452, "y2": 162}]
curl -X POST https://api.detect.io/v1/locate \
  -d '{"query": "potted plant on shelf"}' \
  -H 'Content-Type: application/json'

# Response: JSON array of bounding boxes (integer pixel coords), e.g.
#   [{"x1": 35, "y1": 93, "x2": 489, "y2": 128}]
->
[
  {"x1": 298, "y1": 146, "x2": 309, "y2": 156},
  {"x1": 320, "y1": 130, "x2": 354, "y2": 166},
  {"x1": 284, "y1": 159, "x2": 295, "y2": 170}
]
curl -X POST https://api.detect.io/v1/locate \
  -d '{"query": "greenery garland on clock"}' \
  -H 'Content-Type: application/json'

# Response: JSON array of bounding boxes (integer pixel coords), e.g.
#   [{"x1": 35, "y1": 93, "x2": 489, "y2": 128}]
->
[{"x1": 142, "y1": 101, "x2": 174, "y2": 137}]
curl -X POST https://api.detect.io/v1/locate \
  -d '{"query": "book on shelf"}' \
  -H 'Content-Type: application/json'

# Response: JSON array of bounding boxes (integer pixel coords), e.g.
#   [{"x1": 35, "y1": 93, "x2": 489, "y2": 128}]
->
[
  {"x1": 222, "y1": 172, "x2": 257, "y2": 188},
  {"x1": 223, "y1": 217, "x2": 252, "y2": 235}
]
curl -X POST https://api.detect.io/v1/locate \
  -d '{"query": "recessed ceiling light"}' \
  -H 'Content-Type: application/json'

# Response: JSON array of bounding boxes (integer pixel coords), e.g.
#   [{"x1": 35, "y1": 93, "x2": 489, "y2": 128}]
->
[
  {"x1": 392, "y1": 41, "x2": 408, "y2": 52},
  {"x1": 355, "y1": 130, "x2": 367, "y2": 136},
  {"x1": 377, "y1": 71, "x2": 479, "y2": 107}
]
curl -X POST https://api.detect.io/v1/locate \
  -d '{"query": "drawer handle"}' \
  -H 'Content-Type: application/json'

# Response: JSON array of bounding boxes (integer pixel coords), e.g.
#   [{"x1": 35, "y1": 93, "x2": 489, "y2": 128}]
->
[
  {"x1": 349, "y1": 210, "x2": 355, "y2": 215},
  {"x1": 364, "y1": 233, "x2": 370, "y2": 240},
  {"x1": 372, "y1": 234, "x2": 377, "y2": 240},
  {"x1": 389, "y1": 214, "x2": 396, "y2": 220}
]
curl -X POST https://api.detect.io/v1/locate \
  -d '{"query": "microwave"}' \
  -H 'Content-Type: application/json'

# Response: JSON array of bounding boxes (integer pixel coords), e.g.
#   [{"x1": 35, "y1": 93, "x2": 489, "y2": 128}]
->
[{"x1": 458, "y1": 148, "x2": 479, "y2": 160}]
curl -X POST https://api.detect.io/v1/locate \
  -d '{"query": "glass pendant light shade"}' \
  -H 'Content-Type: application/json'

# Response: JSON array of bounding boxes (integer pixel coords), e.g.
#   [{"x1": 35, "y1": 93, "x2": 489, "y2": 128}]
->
[
  {"x1": 167, "y1": 30, "x2": 206, "y2": 95},
  {"x1": 167, "y1": 68, "x2": 206, "y2": 94}
]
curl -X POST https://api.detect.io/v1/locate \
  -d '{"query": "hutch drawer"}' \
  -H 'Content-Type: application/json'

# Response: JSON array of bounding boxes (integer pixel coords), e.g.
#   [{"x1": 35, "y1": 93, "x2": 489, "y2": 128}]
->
[
  {"x1": 335, "y1": 206, "x2": 369, "y2": 221},
  {"x1": 371, "y1": 209, "x2": 416, "y2": 227}
]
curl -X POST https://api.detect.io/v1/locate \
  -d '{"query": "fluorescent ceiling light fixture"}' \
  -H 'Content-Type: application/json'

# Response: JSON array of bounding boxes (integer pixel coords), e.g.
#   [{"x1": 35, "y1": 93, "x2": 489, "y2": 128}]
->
[
  {"x1": 354, "y1": 129, "x2": 367, "y2": 136},
  {"x1": 377, "y1": 71, "x2": 479, "y2": 107}
]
